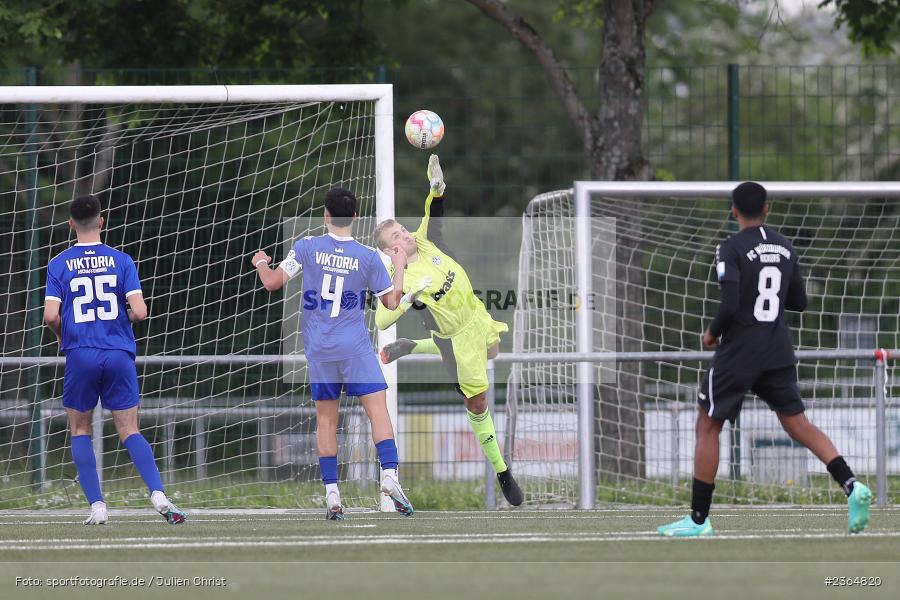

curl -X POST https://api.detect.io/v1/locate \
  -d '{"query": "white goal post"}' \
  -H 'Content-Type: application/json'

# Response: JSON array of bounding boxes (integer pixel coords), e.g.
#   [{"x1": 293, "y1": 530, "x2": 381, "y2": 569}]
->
[
  {"x1": 0, "y1": 84, "x2": 397, "y2": 511},
  {"x1": 509, "y1": 181, "x2": 900, "y2": 509}
]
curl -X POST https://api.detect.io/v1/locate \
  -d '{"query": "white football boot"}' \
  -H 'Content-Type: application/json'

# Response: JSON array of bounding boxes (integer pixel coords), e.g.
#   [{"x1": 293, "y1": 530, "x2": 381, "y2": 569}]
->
[
  {"x1": 381, "y1": 471, "x2": 414, "y2": 517},
  {"x1": 83, "y1": 501, "x2": 108, "y2": 525},
  {"x1": 326, "y1": 491, "x2": 345, "y2": 521}
]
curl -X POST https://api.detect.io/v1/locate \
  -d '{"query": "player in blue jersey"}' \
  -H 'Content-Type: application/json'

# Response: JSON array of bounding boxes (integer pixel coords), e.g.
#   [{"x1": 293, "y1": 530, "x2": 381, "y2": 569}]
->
[
  {"x1": 43, "y1": 195, "x2": 186, "y2": 526},
  {"x1": 252, "y1": 187, "x2": 413, "y2": 520}
]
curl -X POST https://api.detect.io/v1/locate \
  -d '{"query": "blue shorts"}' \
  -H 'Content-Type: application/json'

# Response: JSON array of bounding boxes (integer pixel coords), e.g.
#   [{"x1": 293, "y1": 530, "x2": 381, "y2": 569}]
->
[
  {"x1": 63, "y1": 348, "x2": 140, "y2": 412},
  {"x1": 309, "y1": 352, "x2": 388, "y2": 401}
]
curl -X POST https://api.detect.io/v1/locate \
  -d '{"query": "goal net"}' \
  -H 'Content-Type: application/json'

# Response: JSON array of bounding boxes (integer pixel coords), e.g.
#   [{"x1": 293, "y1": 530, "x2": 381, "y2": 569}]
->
[
  {"x1": 509, "y1": 186, "x2": 899, "y2": 507},
  {"x1": 0, "y1": 85, "x2": 395, "y2": 510}
]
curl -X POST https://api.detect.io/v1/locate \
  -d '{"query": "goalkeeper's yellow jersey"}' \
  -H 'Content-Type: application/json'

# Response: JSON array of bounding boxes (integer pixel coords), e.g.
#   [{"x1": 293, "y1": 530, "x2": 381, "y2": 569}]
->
[{"x1": 378, "y1": 193, "x2": 492, "y2": 338}]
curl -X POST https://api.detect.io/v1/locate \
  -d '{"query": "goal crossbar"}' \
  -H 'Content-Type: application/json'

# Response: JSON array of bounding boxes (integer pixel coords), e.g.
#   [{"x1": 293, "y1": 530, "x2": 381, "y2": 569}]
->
[
  {"x1": 0, "y1": 84, "x2": 393, "y2": 105},
  {"x1": 573, "y1": 181, "x2": 900, "y2": 198}
]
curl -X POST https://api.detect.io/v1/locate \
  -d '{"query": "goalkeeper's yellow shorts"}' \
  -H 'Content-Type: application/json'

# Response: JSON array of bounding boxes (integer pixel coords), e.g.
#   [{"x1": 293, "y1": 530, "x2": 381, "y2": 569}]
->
[{"x1": 433, "y1": 308, "x2": 508, "y2": 398}]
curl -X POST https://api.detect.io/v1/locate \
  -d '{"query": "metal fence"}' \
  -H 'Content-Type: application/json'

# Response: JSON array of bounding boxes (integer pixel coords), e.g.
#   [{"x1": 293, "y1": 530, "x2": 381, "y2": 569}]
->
[
  {"x1": 1, "y1": 349, "x2": 894, "y2": 509},
  {"x1": 1, "y1": 63, "x2": 897, "y2": 215},
  {"x1": 0, "y1": 65, "x2": 898, "y2": 509}
]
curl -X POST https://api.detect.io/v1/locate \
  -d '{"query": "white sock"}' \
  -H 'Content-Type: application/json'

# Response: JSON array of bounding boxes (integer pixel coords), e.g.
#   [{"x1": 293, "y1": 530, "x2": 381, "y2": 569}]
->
[
  {"x1": 325, "y1": 483, "x2": 340, "y2": 499},
  {"x1": 382, "y1": 468, "x2": 398, "y2": 482},
  {"x1": 91, "y1": 500, "x2": 107, "y2": 510},
  {"x1": 150, "y1": 490, "x2": 169, "y2": 512}
]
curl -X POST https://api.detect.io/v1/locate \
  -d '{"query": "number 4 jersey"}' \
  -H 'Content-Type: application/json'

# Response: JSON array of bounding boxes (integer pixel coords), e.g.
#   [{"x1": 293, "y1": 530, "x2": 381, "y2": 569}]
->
[
  {"x1": 45, "y1": 242, "x2": 142, "y2": 356},
  {"x1": 712, "y1": 225, "x2": 807, "y2": 371},
  {"x1": 280, "y1": 232, "x2": 393, "y2": 362}
]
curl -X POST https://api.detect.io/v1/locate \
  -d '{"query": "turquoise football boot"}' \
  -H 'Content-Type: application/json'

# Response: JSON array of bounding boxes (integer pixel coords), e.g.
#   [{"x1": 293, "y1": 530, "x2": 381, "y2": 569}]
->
[
  {"x1": 381, "y1": 475, "x2": 414, "y2": 517},
  {"x1": 161, "y1": 503, "x2": 187, "y2": 525},
  {"x1": 657, "y1": 516, "x2": 714, "y2": 537},
  {"x1": 848, "y1": 482, "x2": 873, "y2": 534}
]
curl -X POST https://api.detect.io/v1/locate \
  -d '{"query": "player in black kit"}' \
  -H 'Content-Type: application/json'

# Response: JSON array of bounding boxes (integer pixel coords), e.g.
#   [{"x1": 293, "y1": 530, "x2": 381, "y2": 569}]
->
[{"x1": 658, "y1": 182, "x2": 872, "y2": 537}]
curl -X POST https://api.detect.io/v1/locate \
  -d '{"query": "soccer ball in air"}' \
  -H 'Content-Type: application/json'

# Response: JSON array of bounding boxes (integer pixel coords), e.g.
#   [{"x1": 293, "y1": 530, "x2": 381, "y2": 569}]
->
[{"x1": 404, "y1": 110, "x2": 444, "y2": 149}]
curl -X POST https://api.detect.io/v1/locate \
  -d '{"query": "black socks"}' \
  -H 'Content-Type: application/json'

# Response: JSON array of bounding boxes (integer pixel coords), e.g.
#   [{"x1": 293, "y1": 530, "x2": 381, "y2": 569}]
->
[
  {"x1": 688, "y1": 458, "x2": 854, "y2": 527},
  {"x1": 826, "y1": 456, "x2": 856, "y2": 496},
  {"x1": 691, "y1": 478, "x2": 715, "y2": 524}
]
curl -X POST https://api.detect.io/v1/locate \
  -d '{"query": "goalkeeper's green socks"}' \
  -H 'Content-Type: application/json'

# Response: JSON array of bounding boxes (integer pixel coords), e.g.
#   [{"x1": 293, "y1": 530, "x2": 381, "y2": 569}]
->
[
  {"x1": 467, "y1": 409, "x2": 507, "y2": 474},
  {"x1": 411, "y1": 338, "x2": 439, "y2": 355}
]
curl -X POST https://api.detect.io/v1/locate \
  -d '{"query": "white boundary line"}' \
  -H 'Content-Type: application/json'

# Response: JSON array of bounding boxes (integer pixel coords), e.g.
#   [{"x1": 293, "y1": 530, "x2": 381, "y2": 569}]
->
[
  {"x1": 0, "y1": 528, "x2": 887, "y2": 544},
  {"x1": 0, "y1": 514, "x2": 893, "y2": 526},
  {"x1": 3, "y1": 531, "x2": 900, "y2": 552},
  {"x1": 1, "y1": 509, "x2": 899, "y2": 525},
  {"x1": 3, "y1": 506, "x2": 897, "y2": 517}
]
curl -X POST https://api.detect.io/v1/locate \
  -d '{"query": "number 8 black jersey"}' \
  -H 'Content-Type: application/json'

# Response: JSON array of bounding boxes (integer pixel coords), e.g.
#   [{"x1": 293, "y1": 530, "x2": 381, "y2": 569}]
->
[{"x1": 710, "y1": 225, "x2": 807, "y2": 371}]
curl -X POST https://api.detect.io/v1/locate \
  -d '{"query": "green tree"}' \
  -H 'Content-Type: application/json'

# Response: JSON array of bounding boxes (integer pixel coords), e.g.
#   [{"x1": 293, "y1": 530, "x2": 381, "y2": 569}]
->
[
  {"x1": 465, "y1": 0, "x2": 662, "y2": 480},
  {"x1": 0, "y1": 0, "x2": 390, "y2": 71},
  {"x1": 821, "y1": 0, "x2": 900, "y2": 55},
  {"x1": 468, "y1": 0, "x2": 658, "y2": 180}
]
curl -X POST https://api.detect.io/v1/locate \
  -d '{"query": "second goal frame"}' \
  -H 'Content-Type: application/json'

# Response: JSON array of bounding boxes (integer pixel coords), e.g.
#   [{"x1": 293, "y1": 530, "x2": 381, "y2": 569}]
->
[{"x1": 569, "y1": 180, "x2": 900, "y2": 509}]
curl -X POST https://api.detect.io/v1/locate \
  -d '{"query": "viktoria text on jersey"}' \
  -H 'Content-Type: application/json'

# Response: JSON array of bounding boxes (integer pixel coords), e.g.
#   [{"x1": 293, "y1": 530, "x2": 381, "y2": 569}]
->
[
  {"x1": 314, "y1": 251, "x2": 359, "y2": 271},
  {"x1": 65, "y1": 255, "x2": 116, "y2": 271}
]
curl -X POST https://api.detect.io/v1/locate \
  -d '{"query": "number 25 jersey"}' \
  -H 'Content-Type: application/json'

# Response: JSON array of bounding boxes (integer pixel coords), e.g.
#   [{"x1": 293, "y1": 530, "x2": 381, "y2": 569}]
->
[{"x1": 45, "y1": 242, "x2": 142, "y2": 356}]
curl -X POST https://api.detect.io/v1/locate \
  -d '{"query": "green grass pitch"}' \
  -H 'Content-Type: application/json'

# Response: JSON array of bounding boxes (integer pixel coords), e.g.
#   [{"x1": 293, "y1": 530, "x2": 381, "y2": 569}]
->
[{"x1": 0, "y1": 507, "x2": 897, "y2": 600}]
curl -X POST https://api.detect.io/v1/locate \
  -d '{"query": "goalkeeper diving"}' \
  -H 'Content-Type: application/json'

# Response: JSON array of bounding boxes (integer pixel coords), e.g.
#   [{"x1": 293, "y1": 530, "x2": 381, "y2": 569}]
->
[{"x1": 373, "y1": 155, "x2": 523, "y2": 506}]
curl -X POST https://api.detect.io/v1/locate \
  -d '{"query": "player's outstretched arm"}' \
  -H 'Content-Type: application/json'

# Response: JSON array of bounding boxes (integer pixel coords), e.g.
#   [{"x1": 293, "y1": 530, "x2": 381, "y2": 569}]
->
[
  {"x1": 126, "y1": 293, "x2": 148, "y2": 322},
  {"x1": 252, "y1": 250, "x2": 289, "y2": 292},
  {"x1": 413, "y1": 191, "x2": 436, "y2": 241},
  {"x1": 413, "y1": 155, "x2": 446, "y2": 240}
]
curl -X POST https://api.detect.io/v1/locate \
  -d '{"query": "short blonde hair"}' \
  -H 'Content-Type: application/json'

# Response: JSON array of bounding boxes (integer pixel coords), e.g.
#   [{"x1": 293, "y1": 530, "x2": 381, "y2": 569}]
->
[{"x1": 372, "y1": 219, "x2": 398, "y2": 251}]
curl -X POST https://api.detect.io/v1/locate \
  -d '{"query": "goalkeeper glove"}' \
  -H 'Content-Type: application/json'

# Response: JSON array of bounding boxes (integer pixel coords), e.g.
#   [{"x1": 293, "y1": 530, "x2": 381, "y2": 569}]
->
[
  {"x1": 427, "y1": 154, "x2": 445, "y2": 197},
  {"x1": 399, "y1": 276, "x2": 432, "y2": 310}
]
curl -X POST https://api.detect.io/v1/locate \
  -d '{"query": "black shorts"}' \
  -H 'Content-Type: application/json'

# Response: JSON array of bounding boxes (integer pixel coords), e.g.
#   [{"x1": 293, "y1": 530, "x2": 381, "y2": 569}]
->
[{"x1": 698, "y1": 364, "x2": 805, "y2": 421}]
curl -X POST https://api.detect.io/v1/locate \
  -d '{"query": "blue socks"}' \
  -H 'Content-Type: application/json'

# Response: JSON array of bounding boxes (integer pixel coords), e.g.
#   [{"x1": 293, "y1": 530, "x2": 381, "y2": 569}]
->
[
  {"x1": 319, "y1": 455, "x2": 339, "y2": 485},
  {"x1": 375, "y1": 439, "x2": 399, "y2": 470},
  {"x1": 73, "y1": 432, "x2": 164, "y2": 506},
  {"x1": 318, "y1": 441, "x2": 398, "y2": 489},
  {"x1": 123, "y1": 433, "x2": 164, "y2": 494},
  {"x1": 71, "y1": 435, "x2": 103, "y2": 504}
]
